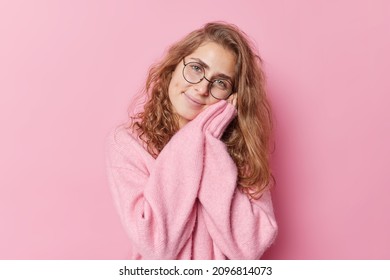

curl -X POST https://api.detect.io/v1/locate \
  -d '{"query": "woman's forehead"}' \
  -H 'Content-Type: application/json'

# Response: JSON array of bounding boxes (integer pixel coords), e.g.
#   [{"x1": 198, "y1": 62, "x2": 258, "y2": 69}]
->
[{"x1": 187, "y1": 42, "x2": 236, "y2": 78}]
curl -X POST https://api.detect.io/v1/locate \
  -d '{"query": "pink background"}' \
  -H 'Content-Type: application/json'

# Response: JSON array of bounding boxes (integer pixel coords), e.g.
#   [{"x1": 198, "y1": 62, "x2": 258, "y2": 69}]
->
[{"x1": 0, "y1": 0, "x2": 389, "y2": 259}]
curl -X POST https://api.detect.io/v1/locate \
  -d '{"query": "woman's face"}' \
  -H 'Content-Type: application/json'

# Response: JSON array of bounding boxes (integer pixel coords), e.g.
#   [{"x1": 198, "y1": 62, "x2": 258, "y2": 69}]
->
[{"x1": 168, "y1": 41, "x2": 236, "y2": 128}]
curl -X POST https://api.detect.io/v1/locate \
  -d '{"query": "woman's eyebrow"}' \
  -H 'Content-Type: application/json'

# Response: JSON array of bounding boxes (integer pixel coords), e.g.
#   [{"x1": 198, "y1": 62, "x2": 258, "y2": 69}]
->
[
  {"x1": 189, "y1": 57, "x2": 210, "y2": 69},
  {"x1": 189, "y1": 57, "x2": 234, "y2": 82}
]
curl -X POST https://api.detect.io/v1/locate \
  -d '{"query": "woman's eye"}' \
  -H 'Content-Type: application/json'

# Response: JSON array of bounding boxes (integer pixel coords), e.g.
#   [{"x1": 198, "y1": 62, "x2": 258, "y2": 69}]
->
[
  {"x1": 191, "y1": 64, "x2": 203, "y2": 73},
  {"x1": 215, "y1": 80, "x2": 228, "y2": 89}
]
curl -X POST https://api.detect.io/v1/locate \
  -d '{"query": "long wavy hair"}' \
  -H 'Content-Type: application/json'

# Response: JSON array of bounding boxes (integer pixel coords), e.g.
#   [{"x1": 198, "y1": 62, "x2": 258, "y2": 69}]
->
[{"x1": 129, "y1": 22, "x2": 273, "y2": 199}]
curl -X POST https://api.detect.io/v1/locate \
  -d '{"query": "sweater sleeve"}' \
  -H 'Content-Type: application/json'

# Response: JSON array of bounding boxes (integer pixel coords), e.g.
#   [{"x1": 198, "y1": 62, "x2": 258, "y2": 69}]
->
[
  {"x1": 198, "y1": 111, "x2": 278, "y2": 260},
  {"x1": 106, "y1": 101, "x2": 230, "y2": 259}
]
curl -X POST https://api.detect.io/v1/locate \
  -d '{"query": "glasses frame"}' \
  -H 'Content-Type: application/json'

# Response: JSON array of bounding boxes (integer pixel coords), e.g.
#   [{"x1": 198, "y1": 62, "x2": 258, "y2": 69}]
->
[{"x1": 182, "y1": 58, "x2": 234, "y2": 100}]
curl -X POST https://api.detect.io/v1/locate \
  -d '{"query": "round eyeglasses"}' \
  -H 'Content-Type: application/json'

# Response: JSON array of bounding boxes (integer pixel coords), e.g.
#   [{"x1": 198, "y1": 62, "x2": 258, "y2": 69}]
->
[{"x1": 182, "y1": 59, "x2": 234, "y2": 100}]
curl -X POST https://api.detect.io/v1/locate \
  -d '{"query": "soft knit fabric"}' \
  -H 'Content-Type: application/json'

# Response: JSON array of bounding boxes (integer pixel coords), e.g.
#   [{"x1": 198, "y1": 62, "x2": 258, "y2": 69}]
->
[{"x1": 106, "y1": 101, "x2": 278, "y2": 259}]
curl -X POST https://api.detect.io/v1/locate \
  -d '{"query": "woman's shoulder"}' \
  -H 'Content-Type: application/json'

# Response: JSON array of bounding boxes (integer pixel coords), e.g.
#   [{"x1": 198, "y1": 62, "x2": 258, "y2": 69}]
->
[
  {"x1": 106, "y1": 124, "x2": 147, "y2": 157},
  {"x1": 108, "y1": 124, "x2": 136, "y2": 144},
  {"x1": 106, "y1": 123, "x2": 154, "y2": 174}
]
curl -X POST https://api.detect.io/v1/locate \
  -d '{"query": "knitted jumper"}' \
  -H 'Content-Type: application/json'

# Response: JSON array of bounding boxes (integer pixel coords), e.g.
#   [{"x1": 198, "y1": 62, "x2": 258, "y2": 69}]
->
[{"x1": 106, "y1": 101, "x2": 277, "y2": 259}]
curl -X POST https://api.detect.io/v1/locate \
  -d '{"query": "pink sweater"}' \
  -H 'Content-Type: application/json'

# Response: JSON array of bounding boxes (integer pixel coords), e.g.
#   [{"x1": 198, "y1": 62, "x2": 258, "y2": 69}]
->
[{"x1": 106, "y1": 101, "x2": 277, "y2": 259}]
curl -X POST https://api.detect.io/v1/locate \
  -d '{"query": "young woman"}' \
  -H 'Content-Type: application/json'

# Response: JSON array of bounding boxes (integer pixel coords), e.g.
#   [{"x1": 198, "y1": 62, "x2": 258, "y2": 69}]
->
[{"x1": 106, "y1": 22, "x2": 277, "y2": 259}]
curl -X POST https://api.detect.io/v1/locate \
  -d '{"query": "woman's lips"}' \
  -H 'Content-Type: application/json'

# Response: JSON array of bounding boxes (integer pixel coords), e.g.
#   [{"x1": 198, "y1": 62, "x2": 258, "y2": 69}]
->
[{"x1": 183, "y1": 93, "x2": 205, "y2": 106}]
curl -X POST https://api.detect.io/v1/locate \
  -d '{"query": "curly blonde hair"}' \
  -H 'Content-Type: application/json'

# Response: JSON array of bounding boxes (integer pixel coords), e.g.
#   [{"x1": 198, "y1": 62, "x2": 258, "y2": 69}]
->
[{"x1": 129, "y1": 22, "x2": 273, "y2": 199}]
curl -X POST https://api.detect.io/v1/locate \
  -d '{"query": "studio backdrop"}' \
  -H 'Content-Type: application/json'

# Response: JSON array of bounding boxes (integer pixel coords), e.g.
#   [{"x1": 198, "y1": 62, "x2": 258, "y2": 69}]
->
[{"x1": 0, "y1": 0, "x2": 389, "y2": 259}]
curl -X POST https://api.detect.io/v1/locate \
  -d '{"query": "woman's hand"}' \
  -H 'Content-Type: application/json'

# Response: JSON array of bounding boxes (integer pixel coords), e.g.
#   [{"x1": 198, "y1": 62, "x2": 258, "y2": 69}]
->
[{"x1": 227, "y1": 93, "x2": 238, "y2": 109}]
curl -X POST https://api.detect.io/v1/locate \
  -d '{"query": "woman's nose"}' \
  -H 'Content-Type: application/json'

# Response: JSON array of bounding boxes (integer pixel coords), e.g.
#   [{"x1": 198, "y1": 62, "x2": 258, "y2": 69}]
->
[{"x1": 194, "y1": 79, "x2": 210, "y2": 96}]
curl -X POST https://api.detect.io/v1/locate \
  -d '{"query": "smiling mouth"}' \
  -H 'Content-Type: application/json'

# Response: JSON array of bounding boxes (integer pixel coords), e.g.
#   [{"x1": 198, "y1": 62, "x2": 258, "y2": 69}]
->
[{"x1": 183, "y1": 93, "x2": 205, "y2": 105}]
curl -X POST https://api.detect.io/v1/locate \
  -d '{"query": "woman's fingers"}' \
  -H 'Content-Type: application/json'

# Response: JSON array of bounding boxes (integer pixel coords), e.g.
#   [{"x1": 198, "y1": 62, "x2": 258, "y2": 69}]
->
[{"x1": 227, "y1": 93, "x2": 238, "y2": 109}]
